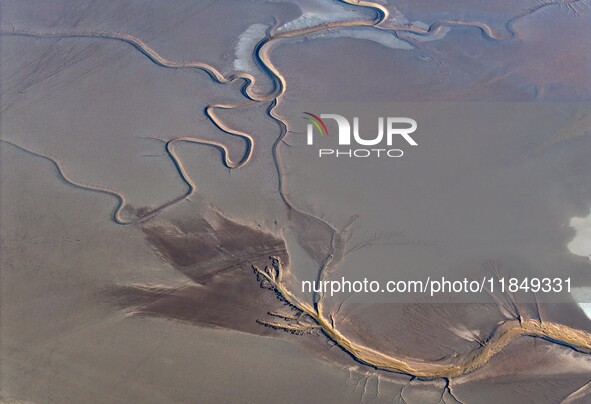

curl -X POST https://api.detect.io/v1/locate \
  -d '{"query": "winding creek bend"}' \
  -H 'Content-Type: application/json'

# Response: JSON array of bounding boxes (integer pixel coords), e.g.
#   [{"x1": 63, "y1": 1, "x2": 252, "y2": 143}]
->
[{"x1": 1, "y1": 0, "x2": 591, "y2": 392}]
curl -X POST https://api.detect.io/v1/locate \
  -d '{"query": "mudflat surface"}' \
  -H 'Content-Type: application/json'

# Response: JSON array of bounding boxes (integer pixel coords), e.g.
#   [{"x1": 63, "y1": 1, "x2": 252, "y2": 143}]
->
[{"x1": 1, "y1": 1, "x2": 591, "y2": 403}]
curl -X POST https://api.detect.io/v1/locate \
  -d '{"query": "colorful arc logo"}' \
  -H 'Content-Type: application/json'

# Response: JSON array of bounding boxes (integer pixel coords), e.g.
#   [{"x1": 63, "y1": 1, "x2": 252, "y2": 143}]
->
[{"x1": 303, "y1": 112, "x2": 329, "y2": 137}]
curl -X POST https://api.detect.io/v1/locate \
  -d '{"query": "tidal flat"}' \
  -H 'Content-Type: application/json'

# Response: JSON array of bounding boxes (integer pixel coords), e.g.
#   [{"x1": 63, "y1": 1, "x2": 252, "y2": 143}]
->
[{"x1": 1, "y1": 0, "x2": 591, "y2": 402}]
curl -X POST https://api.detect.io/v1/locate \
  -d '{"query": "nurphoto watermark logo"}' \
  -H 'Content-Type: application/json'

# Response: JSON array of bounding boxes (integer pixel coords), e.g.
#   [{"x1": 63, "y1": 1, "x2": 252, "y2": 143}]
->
[{"x1": 303, "y1": 112, "x2": 417, "y2": 158}]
